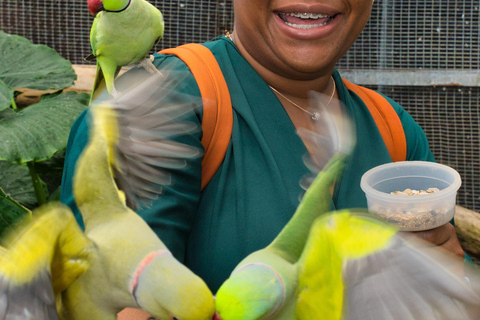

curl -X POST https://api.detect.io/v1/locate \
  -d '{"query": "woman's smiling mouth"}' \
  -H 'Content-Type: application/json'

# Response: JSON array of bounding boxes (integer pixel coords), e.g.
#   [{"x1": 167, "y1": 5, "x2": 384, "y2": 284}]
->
[{"x1": 276, "y1": 11, "x2": 337, "y2": 29}]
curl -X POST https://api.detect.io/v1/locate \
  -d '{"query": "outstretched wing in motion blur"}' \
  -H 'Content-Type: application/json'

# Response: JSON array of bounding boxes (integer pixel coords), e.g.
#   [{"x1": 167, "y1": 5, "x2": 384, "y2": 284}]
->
[{"x1": 92, "y1": 66, "x2": 203, "y2": 209}]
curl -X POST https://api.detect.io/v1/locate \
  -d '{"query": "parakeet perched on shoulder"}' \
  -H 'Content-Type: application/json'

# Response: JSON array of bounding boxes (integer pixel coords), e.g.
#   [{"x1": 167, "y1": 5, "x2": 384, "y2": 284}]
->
[
  {"x1": 86, "y1": 0, "x2": 164, "y2": 100},
  {"x1": 0, "y1": 70, "x2": 215, "y2": 320},
  {"x1": 214, "y1": 94, "x2": 480, "y2": 320}
]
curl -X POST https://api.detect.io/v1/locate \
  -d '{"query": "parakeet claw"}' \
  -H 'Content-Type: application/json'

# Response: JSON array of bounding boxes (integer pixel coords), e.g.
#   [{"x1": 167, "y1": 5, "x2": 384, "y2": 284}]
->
[
  {"x1": 111, "y1": 87, "x2": 120, "y2": 98},
  {"x1": 137, "y1": 55, "x2": 160, "y2": 75}
]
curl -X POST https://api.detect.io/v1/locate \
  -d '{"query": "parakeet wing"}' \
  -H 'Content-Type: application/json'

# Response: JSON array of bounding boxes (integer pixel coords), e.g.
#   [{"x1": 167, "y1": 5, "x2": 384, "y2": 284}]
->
[
  {"x1": 215, "y1": 93, "x2": 356, "y2": 320},
  {"x1": 295, "y1": 210, "x2": 480, "y2": 320},
  {"x1": 0, "y1": 270, "x2": 58, "y2": 320},
  {"x1": 342, "y1": 227, "x2": 480, "y2": 320},
  {"x1": 0, "y1": 204, "x2": 92, "y2": 320},
  {"x1": 297, "y1": 91, "x2": 355, "y2": 190},
  {"x1": 294, "y1": 210, "x2": 394, "y2": 320},
  {"x1": 91, "y1": 67, "x2": 203, "y2": 209}
]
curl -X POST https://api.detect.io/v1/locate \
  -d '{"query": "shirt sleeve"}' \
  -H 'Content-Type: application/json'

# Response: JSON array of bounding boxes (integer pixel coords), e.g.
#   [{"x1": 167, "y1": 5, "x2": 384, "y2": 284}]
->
[{"x1": 59, "y1": 54, "x2": 204, "y2": 263}]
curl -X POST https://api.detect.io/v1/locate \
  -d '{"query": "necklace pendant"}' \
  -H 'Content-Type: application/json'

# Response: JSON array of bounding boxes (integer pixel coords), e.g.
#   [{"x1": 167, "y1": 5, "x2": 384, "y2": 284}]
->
[{"x1": 311, "y1": 112, "x2": 321, "y2": 121}]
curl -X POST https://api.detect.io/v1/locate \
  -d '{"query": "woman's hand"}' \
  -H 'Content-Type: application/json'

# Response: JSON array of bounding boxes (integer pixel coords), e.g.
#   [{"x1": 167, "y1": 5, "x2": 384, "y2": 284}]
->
[
  {"x1": 411, "y1": 223, "x2": 465, "y2": 258},
  {"x1": 400, "y1": 223, "x2": 467, "y2": 278}
]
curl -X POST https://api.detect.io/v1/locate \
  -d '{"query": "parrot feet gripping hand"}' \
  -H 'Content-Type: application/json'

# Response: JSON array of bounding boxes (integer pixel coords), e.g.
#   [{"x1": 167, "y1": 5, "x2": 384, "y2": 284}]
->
[{"x1": 0, "y1": 68, "x2": 215, "y2": 320}]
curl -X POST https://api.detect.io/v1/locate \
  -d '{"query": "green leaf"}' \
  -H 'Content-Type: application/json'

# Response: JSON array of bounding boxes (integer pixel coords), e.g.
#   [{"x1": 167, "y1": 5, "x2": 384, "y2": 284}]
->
[
  {"x1": 0, "y1": 31, "x2": 77, "y2": 91},
  {"x1": 48, "y1": 186, "x2": 62, "y2": 202},
  {"x1": 0, "y1": 91, "x2": 89, "y2": 163},
  {"x1": 0, "y1": 161, "x2": 36, "y2": 208},
  {"x1": 36, "y1": 150, "x2": 66, "y2": 195},
  {"x1": 0, "y1": 187, "x2": 31, "y2": 239},
  {"x1": 0, "y1": 78, "x2": 13, "y2": 111}
]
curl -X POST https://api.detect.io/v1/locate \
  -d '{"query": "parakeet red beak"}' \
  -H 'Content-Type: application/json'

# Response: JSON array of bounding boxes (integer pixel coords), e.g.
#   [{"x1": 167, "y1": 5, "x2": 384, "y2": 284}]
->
[
  {"x1": 87, "y1": 0, "x2": 104, "y2": 16},
  {"x1": 212, "y1": 312, "x2": 222, "y2": 320}
]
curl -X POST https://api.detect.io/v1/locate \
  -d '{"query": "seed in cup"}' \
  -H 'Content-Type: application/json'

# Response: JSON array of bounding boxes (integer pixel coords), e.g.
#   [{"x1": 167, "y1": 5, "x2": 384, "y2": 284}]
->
[{"x1": 390, "y1": 187, "x2": 440, "y2": 196}]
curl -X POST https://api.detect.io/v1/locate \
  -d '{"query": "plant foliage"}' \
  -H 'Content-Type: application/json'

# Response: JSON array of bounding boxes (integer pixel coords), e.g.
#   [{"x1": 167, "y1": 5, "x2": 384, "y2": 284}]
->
[
  {"x1": 0, "y1": 30, "x2": 89, "y2": 211},
  {"x1": 0, "y1": 188, "x2": 31, "y2": 239}
]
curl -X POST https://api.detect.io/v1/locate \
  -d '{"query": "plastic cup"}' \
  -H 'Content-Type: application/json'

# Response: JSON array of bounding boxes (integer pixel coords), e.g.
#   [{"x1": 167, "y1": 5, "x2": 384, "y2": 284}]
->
[{"x1": 360, "y1": 161, "x2": 462, "y2": 231}]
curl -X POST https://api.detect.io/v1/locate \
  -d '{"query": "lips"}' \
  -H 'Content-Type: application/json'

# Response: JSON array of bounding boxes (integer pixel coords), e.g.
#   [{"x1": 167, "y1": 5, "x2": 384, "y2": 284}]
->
[{"x1": 276, "y1": 11, "x2": 337, "y2": 29}]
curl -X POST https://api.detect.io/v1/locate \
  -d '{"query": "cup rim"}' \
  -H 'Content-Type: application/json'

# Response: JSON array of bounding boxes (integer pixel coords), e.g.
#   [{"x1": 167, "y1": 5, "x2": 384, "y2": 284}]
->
[{"x1": 360, "y1": 161, "x2": 462, "y2": 203}]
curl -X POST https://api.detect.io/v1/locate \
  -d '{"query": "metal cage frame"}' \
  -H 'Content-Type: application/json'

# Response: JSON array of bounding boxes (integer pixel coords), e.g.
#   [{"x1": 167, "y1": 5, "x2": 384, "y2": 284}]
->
[{"x1": 1, "y1": 0, "x2": 479, "y2": 210}]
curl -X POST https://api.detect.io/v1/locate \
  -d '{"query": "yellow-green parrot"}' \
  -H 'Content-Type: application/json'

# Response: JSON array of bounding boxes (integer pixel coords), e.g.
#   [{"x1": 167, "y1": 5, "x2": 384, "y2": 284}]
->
[
  {"x1": 0, "y1": 71, "x2": 215, "y2": 320},
  {"x1": 214, "y1": 154, "x2": 348, "y2": 320},
  {"x1": 214, "y1": 95, "x2": 480, "y2": 320},
  {"x1": 214, "y1": 94, "x2": 355, "y2": 320},
  {"x1": 0, "y1": 203, "x2": 91, "y2": 320},
  {"x1": 86, "y1": 0, "x2": 164, "y2": 100},
  {"x1": 299, "y1": 210, "x2": 480, "y2": 320}
]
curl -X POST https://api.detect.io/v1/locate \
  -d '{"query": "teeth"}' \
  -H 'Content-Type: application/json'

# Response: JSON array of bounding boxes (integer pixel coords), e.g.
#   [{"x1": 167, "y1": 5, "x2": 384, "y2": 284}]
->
[
  {"x1": 284, "y1": 21, "x2": 329, "y2": 29},
  {"x1": 287, "y1": 12, "x2": 330, "y2": 19},
  {"x1": 277, "y1": 11, "x2": 332, "y2": 29}
]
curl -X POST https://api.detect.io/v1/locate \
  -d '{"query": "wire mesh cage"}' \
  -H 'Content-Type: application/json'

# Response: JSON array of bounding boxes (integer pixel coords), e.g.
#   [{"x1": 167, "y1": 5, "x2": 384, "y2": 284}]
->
[
  {"x1": 339, "y1": 0, "x2": 479, "y2": 70},
  {"x1": 337, "y1": 0, "x2": 480, "y2": 212},
  {"x1": 364, "y1": 85, "x2": 480, "y2": 211},
  {"x1": 1, "y1": 0, "x2": 479, "y2": 211},
  {"x1": 0, "y1": 0, "x2": 234, "y2": 64}
]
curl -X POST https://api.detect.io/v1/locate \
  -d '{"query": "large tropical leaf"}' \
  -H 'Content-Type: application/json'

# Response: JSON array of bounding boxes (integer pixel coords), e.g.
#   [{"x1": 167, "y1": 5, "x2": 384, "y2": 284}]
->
[
  {"x1": 0, "y1": 187, "x2": 31, "y2": 239},
  {"x1": 0, "y1": 31, "x2": 77, "y2": 110},
  {"x1": 0, "y1": 79, "x2": 12, "y2": 112},
  {"x1": 35, "y1": 150, "x2": 67, "y2": 200},
  {"x1": 0, "y1": 161, "x2": 36, "y2": 209},
  {"x1": 0, "y1": 91, "x2": 89, "y2": 163}
]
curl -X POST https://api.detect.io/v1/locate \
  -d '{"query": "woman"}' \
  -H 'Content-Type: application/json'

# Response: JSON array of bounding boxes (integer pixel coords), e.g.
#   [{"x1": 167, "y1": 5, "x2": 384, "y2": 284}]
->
[{"x1": 61, "y1": 0, "x2": 464, "y2": 293}]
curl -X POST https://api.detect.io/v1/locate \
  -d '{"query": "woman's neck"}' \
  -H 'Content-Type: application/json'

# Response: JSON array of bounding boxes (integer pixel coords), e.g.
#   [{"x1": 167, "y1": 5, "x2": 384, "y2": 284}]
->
[
  {"x1": 230, "y1": 31, "x2": 335, "y2": 99},
  {"x1": 229, "y1": 30, "x2": 341, "y2": 133}
]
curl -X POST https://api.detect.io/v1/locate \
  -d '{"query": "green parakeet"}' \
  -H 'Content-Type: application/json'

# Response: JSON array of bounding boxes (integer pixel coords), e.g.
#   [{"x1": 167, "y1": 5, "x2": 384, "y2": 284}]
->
[
  {"x1": 214, "y1": 154, "x2": 348, "y2": 320},
  {"x1": 299, "y1": 209, "x2": 480, "y2": 320},
  {"x1": 215, "y1": 95, "x2": 480, "y2": 320},
  {"x1": 0, "y1": 70, "x2": 215, "y2": 320},
  {"x1": 215, "y1": 93, "x2": 355, "y2": 320},
  {"x1": 86, "y1": 0, "x2": 164, "y2": 100},
  {"x1": 0, "y1": 204, "x2": 92, "y2": 320}
]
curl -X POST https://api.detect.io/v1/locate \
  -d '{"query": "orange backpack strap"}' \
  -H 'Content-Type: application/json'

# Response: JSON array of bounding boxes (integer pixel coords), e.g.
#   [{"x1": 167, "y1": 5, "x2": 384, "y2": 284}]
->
[
  {"x1": 342, "y1": 79, "x2": 407, "y2": 162},
  {"x1": 160, "y1": 44, "x2": 233, "y2": 189}
]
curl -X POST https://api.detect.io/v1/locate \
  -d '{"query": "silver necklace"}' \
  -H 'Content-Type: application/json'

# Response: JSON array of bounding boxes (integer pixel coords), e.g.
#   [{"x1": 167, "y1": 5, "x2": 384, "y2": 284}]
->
[
  {"x1": 269, "y1": 77, "x2": 336, "y2": 121},
  {"x1": 224, "y1": 31, "x2": 336, "y2": 121}
]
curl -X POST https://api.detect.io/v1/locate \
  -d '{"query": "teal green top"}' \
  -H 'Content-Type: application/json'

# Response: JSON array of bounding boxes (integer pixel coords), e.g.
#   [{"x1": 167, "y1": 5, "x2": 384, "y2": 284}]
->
[{"x1": 60, "y1": 37, "x2": 434, "y2": 292}]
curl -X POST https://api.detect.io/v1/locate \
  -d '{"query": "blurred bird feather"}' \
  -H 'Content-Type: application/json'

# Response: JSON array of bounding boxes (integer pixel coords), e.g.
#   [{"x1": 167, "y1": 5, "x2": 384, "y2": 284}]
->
[
  {"x1": 0, "y1": 67, "x2": 213, "y2": 320},
  {"x1": 215, "y1": 92, "x2": 480, "y2": 320}
]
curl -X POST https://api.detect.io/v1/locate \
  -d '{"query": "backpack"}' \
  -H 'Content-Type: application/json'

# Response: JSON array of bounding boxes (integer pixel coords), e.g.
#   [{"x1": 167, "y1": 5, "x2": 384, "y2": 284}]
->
[{"x1": 160, "y1": 43, "x2": 407, "y2": 190}]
